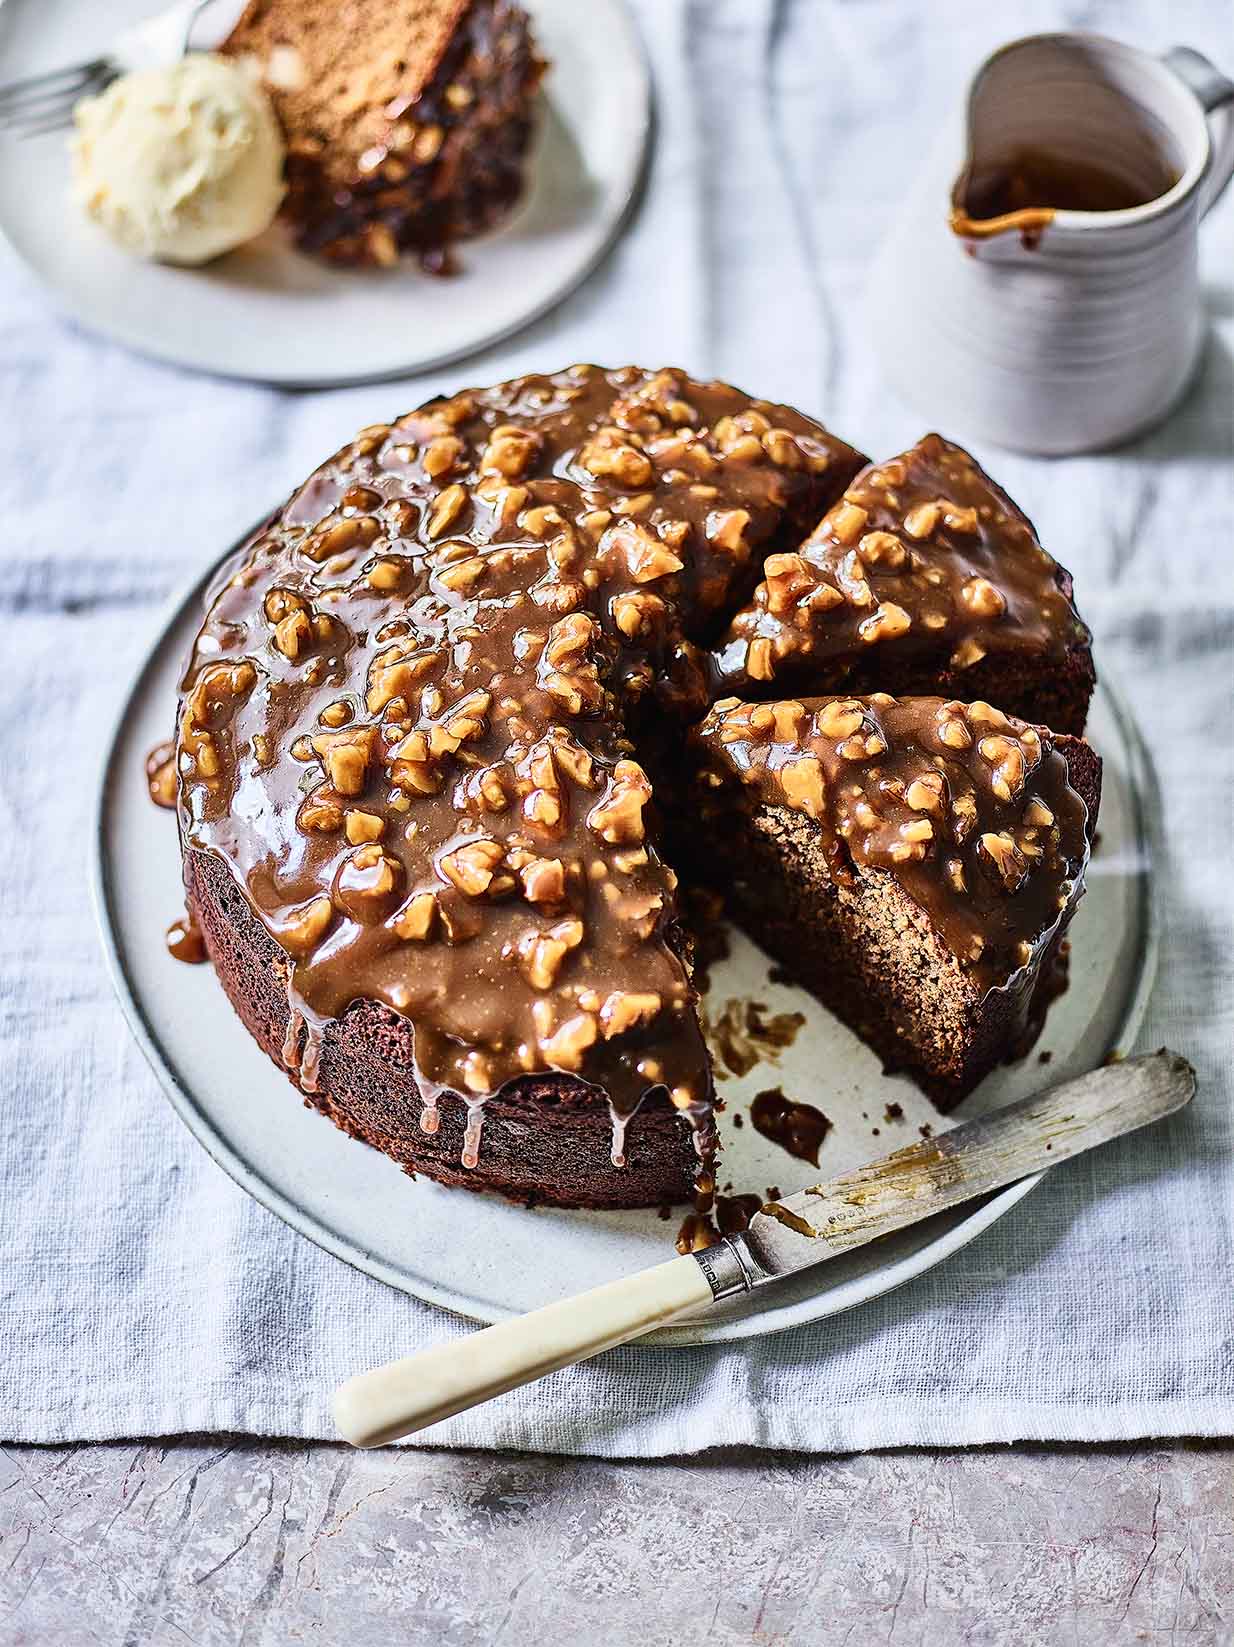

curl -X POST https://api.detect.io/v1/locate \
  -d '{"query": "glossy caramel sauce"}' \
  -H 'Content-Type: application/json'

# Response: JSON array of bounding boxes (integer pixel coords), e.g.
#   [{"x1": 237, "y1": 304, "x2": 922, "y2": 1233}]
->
[
  {"x1": 749, "y1": 1086, "x2": 832, "y2": 1166},
  {"x1": 949, "y1": 147, "x2": 1176, "y2": 244},
  {"x1": 166, "y1": 912, "x2": 207, "y2": 964},
  {"x1": 146, "y1": 740, "x2": 178, "y2": 809}
]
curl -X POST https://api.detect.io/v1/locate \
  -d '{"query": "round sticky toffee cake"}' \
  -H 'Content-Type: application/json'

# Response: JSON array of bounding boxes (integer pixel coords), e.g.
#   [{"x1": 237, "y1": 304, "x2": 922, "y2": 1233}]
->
[{"x1": 174, "y1": 365, "x2": 1097, "y2": 1208}]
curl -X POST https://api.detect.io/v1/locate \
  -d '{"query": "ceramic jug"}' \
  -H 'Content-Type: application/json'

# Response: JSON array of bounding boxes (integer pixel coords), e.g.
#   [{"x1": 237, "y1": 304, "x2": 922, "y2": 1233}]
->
[{"x1": 867, "y1": 34, "x2": 1234, "y2": 455}]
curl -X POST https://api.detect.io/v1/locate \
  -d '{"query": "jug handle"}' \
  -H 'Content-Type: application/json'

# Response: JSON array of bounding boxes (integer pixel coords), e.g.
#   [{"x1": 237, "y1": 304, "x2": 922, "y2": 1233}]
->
[{"x1": 1162, "y1": 46, "x2": 1234, "y2": 218}]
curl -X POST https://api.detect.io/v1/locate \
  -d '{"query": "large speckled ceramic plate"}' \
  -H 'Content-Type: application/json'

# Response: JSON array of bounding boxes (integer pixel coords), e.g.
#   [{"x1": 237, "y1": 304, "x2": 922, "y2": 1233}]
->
[
  {"x1": 0, "y1": 0, "x2": 650, "y2": 387},
  {"x1": 93, "y1": 543, "x2": 1158, "y2": 1346}
]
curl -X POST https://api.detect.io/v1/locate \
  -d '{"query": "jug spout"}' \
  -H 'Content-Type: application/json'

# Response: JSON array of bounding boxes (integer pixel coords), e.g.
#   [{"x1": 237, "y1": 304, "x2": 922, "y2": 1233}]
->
[{"x1": 949, "y1": 33, "x2": 1183, "y2": 253}]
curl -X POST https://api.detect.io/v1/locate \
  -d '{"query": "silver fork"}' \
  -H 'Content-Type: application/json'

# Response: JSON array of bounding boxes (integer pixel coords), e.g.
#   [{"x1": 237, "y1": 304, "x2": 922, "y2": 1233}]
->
[{"x1": 0, "y1": 0, "x2": 220, "y2": 138}]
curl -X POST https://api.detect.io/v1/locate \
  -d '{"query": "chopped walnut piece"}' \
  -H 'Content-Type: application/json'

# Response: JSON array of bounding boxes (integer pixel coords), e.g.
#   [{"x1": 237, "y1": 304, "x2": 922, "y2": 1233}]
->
[
  {"x1": 587, "y1": 760, "x2": 652, "y2": 844},
  {"x1": 275, "y1": 895, "x2": 334, "y2": 955},
  {"x1": 311, "y1": 726, "x2": 376, "y2": 796},
  {"x1": 961, "y1": 576, "x2": 1008, "y2": 619},
  {"x1": 762, "y1": 553, "x2": 814, "y2": 617},
  {"x1": 439, "y1": 837, "x2": 506, "y2": 897},
  {"x1": 578, "y1": 427, "x2": 654, "y2": 488},
  {"x1": 600, "y1": 991, "x2": 663, "y2": 1039},
  {"x1": 297, "y1": 789, "x2": 344, "y2": 834},
  {"x1": 936, "y1": 704, "x2": 974, "y2": 749},
  {"x1": 779, "y1": 755, "x2": 826, "y2": 817},
  {"x1": 856, "y1": 530, "x2": 907, "y2": 570},
  {"x1": 611, "y1": 589, "x2": 664, "y2": 640},
  {"x1": 903, "y1": 501, "x2": 940, "y2": 540},
  {"x1": 391, "y1": 892, "x2": 438, "y2": 942},
  {"x1": 606, "y1": 521, "x2": 684, "y2": 586},
  {"x1": 706, "y1": 508, "x2": 751, "y2": 555},
  {"x1": 905, "y1": 772, "x2": 945, "y2": 813},
  {"x1": 481, "y1": 425, "x2": 542, "y2": 479},
  {"x1": 858, "y1": 602, "x2": 912, "y2": 644},
  {"x1": 539, "y1": 1010, "x2": 598, "y2": 1071},
  {"x1": 830, "y1": 501, "x2": 869, "y2": 545},
  {"x1": 334, "y1": 843, "x2": 403, "y2": 921},
  {"x1": 816, "y1": 700, "x2": 865, "y2": 740},
  {"x1": 746, "y1": 636, "x2": 775, "y2": 681},
  {"x1": 520, "y1": 857, "x2": 566, "y2": 905},
  {"x1": 426, "y1": 483, "x2": 468, "y2": 540},
  {"x1": 423, "y1": 434, "x2": 465, "y2": 479},
  {"x1": 980, "y1": 830, "x2": 1028, "y2": 892},
  {"x1": 978, "y1": 735, "x2": 1028, "y2": 802},
  {"x1": 1025, "y1": 797, "x2": 1055, "y2": 828},
  {"x1": 345, "y1": 810, "x2": 385, "y2": 844},
  {"x1": 951, "y1": 636, "x2": 988, "y2": 669}
]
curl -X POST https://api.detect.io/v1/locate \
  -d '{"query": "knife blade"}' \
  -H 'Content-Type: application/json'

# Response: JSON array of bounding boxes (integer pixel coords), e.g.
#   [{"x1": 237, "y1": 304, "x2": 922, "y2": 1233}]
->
[{"x1": 333, "y1": 1050, "x2": 1194, "y2": 1447}]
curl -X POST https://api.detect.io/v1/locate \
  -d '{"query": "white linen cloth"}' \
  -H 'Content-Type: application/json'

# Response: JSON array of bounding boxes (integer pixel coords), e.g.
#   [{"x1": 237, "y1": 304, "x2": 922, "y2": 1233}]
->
[{"x1": 1, "y1": 0, "x2": 1232, "y2": 1454}]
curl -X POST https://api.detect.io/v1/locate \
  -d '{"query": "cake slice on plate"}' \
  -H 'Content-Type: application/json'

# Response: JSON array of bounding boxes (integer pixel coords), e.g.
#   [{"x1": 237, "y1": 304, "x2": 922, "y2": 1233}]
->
[
  {"x1": 691, "y1": 693, "x2": 1101, "y2": 1106},
  {"x1": 712, "y1": 435, "x2": 1095, "y2": 735},
  {"x1": 222, "y1": 0, "x2": 544, "y2": 268}
]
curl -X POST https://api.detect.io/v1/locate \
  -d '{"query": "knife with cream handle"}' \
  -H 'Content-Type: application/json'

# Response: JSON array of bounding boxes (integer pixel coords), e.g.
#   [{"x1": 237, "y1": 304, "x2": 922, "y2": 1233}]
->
[{"x1": 332, "y1": 1050, "x2": 1194, "y2": 1448}]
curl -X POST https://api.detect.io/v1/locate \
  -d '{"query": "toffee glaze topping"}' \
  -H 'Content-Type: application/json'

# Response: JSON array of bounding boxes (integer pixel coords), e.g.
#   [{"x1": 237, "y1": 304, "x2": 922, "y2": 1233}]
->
[
  {"x1": 695, "y1": 693, "x2": 1092, "y2": 997},
  {"x1": 713, "y1": 434, "x2": 1089, "y2": 696},
  {"x1": 176, "y1": 366, "x2": 865, "y2": 1167}
]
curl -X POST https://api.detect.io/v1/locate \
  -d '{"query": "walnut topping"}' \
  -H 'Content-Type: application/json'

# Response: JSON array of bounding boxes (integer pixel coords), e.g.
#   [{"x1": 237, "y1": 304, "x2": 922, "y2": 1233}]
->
[
  {"x1": 345, "y1": 810, "x2": 385, "y2": 844},
  {"x1": 334, "y1": 844, "x2": 403, "y2": 921},
  {"x1": 778, "y1": 756, "x2": 825, "y2": 817},
  {"x1": 423, "y1": 434, "x2": 464, "y2": 479},
  {"x1": 439, "y1": 837, "x2": 506, "y2": 897},
  {"x1": 978, "y1": 735, "x2": 1028, "y2": 802},
  {"x1": 858, "y1": 602, "x2": 912, "y2": 644},
  {"x1": 961, "y1": 576, "x2": 1007, "y2": 619},
  {"x1": 481, "y1": 425, "x2": 542, "y2": 479},
  {"x1": 936, "y1": 703, "x2": 974, "y2": 749},
  {"x1": 611, "y1": 589, "x2": 664, "y2": 639},
  {"x1": 856, "y1": 530, "x2": 907, "y2": 570},
  {"x1": 830, "y1": 501, "x2": 869, "y2": 545},
  {"x1": 706, "y1": 508, "x2": 751, "y2": 555},
  {"x1": 177, "y1": 367, "x2": 881, "y2": 1126},
  {"x1": 391, "y1": 891, "x2": 437, "y2": 942},
  {"x1": 905, "y1": 772, "x2": 945, "y2": 813},
  {"x1": 600, "y1": 991, "x2": 662, "y2": 1039},
  {"x1": 275, "y1": 895, "x2": 334, "y2": 955},
  {"x1": 311, "y1": 726, "x2": 376, "y2": 796},
  {"x1": 606, "y1": 522, "x2": 684, "y2": 586},
  {"x1": 578, "y1": 427, "x2": 653, "y2": 489},
  {"x1": 980, "y1": 830, "x2": 1028, "y2": 892},
  {"x1": 903, "y1": 501, "x2": 940, "y2": 539},
  {"x1": 745, "y1": 636, "x2": 775, "y2": 681},
  {"x1": 539, "y1": 1010, "x2": 598, "y2": 1071},
  {"x1": 426, "y1": 483, "x2": 468, "y2": 539},
  {"x1": 297, "y1": 788, "x2": 344, "y2": 835},
  {"x1": 520, "y1": 857, "x2": 566, "y2": 905},
  {"x1": 816, "y1": 700, "x2": 865, "y2": 740},
  {"x1": 1025, "y1": 797, "x2": 1055, "y2": 828},
  {"x1": 951, "y1": 636, "x2": 987, "y2": 669},
  {"x1": 587, "y1": 761, "x2": 652, "y2": 844}
]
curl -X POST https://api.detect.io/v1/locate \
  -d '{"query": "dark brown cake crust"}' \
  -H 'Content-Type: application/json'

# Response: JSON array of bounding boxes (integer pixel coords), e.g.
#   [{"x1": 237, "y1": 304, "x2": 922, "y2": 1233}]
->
[{"x1": 186, "y1": 848, "x2": 707, "y2": 1208}]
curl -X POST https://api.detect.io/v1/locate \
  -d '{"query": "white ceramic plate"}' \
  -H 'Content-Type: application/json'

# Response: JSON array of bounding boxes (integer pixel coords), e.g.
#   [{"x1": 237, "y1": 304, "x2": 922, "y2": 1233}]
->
[
  {"x1": 94, "y1": 546, "x2": 1159, "y2": 1346},
  {"x1": 0, "y1": 0, "x2": 650, "y2": 386}
]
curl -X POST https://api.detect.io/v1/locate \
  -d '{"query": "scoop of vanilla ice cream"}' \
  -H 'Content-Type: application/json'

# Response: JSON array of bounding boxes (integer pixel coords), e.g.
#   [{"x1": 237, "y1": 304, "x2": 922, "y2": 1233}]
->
[{"x1": 71, "y1": 55, "x2": 285, "y2": 266}]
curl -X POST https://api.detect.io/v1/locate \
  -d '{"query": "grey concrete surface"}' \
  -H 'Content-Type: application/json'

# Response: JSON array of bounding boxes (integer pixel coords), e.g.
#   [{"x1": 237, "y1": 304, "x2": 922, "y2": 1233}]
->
[{"x1": 0, "y1": 1439, "x2": 1230, "y2": 1645}]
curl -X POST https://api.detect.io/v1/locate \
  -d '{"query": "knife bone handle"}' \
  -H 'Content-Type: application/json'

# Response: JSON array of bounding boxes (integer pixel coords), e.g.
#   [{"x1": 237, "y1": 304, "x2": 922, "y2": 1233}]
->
[{"x1": 332, "y1": 1253, "x2": 715, "y2": 1449}]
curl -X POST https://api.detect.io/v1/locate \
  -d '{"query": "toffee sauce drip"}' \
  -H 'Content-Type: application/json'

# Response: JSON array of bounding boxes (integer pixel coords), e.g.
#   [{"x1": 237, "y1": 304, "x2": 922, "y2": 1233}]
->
[{"x1": 165, "y1": 911, "x2": 207, "y2": 964}]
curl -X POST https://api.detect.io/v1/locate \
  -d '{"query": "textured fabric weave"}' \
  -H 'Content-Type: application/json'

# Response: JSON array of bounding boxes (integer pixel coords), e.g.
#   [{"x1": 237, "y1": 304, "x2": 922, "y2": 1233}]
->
[{"x1": 1, "y1": 0, "x2": 1231, "y2": 1453}]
